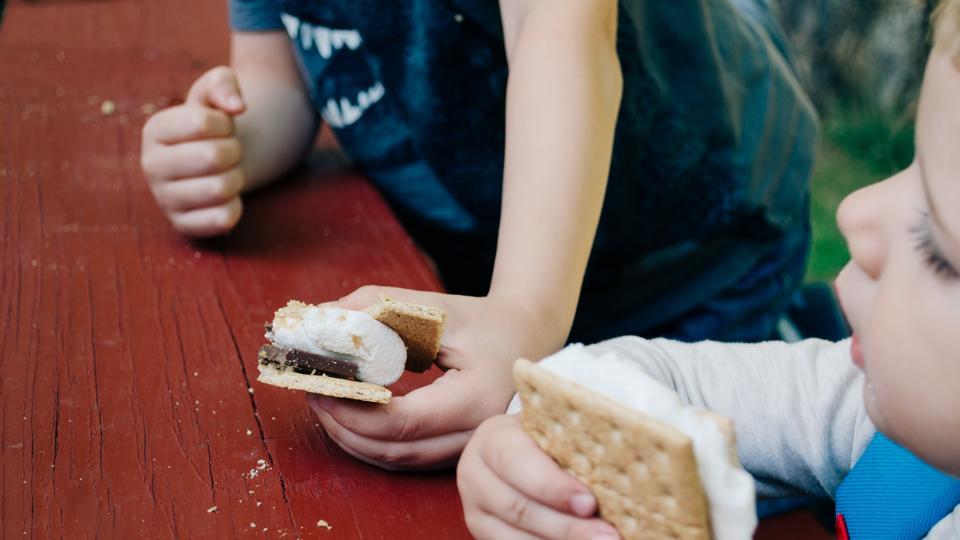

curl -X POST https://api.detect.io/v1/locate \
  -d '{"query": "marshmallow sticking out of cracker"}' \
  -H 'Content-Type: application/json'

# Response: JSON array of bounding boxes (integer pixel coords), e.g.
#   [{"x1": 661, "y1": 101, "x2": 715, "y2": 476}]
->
[
  {"x1": 513, "y1": 346, "x2": 756, "y2": 540},
  {"x1": 256, "y1": 298, "x2": 446, "y2": 404}
]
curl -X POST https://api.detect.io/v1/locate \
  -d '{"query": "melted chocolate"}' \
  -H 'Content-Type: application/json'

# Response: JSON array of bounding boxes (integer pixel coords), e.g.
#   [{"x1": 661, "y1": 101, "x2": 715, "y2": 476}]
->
[{"x1": 258, "y1": 344, "x2": 358, "y2": 380}]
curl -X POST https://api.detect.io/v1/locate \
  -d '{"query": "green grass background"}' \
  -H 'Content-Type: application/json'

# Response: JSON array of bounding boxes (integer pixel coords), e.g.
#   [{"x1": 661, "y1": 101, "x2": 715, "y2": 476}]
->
[{"x1": 805, "y1": 104, "x2": 916, "y2": 281}]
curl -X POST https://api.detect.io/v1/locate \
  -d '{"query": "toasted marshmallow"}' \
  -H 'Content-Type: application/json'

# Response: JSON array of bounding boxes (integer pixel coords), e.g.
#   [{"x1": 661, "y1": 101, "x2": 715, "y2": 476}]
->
[{"x1": 267, "y1": 301, "x2": 406, "y2": 386}]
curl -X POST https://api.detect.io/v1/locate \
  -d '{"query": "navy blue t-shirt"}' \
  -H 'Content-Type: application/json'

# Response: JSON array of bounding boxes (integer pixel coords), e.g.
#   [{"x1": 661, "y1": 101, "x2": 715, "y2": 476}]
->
[{"x1": 229, "y1": 0, "x2": 818, "y2": 343}]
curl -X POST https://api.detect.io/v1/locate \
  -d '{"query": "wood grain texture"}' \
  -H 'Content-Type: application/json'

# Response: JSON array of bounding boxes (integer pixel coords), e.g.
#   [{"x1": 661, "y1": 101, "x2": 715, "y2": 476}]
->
[{"x1": 0, "y1": 1, "x2": 466, "y2": 537}]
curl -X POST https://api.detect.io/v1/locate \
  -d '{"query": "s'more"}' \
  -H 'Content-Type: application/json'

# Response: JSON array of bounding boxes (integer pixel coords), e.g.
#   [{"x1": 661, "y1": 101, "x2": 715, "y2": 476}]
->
[{"x1": 513, "y1": 345, "x2": 757, "y2": 540}]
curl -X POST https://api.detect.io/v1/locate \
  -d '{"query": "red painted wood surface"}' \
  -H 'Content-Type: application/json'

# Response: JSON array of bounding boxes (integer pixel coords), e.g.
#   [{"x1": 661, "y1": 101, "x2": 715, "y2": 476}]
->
[
  {"x1": 0, "y1": 0, "x2": 832, "y2": 538},
  {"x1": 0, "y1": 1, "x2": 465, "y2": 538}
]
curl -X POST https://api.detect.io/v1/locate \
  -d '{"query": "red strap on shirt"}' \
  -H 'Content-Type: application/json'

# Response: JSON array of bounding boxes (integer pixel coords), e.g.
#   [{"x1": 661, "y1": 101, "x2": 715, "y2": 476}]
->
[{"x1": 836, "y1": 513, "x2": 850, "y2": 540}]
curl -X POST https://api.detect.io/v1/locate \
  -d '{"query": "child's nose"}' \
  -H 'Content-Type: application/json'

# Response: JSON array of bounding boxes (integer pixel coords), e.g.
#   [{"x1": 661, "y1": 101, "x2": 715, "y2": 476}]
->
[{"x1": 836, "y1": 180, "x2": 890, "y2": 280}]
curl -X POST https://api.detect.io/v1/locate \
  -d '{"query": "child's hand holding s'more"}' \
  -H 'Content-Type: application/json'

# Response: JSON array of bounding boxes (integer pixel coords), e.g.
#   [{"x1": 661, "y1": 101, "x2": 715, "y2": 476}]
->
[{"x1": 458, "y1": 413, "x2": 621, "y2": 540}]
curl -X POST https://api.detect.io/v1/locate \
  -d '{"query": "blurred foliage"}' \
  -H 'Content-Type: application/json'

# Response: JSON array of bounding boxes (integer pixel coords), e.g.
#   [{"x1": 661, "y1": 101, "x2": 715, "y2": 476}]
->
[{"x1": 806, "y1": 101, "x2": 916, "y2": 281}]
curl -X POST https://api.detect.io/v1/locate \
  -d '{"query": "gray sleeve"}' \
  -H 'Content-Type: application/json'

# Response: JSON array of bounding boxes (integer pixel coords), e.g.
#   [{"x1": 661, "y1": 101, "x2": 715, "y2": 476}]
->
[
  {"x1": 570, "y1": 337, "x2": 876, "y2": 500},
  {"x1": 925, "y1": 505, "x2": 960, "y2": 539},
  {"x1": 228, "y1": 0, "x2": 284, "y2": 32}
]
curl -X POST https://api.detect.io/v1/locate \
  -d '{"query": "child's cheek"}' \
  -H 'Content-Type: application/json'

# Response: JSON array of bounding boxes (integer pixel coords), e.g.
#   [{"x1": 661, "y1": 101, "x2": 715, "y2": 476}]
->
[{"x1": 834, "y1": 263, "x2": 865, "y2": 334}]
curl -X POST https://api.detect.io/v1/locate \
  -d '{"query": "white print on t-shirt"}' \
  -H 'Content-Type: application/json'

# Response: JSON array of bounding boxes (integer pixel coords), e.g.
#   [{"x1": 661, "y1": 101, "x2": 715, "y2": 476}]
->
[
  {"x1": 281, "y1": 12, "x2": 362, "y2": 60},
  {"x1": 321, "y1": 82, "x2": 385, "y2": 128},
  {"x1": 280, "y1": 12, "x2": 384, "y2": 128}
]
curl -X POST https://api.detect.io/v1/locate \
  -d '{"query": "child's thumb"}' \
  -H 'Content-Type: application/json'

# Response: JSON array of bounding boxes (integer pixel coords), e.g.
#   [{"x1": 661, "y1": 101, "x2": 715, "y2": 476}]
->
[
  {"x1": 325, "y1": 286, "x2": 385, "y2": 311},
  {"x1": 186, "y1": 66, "x2": 246, "y2": 114}
]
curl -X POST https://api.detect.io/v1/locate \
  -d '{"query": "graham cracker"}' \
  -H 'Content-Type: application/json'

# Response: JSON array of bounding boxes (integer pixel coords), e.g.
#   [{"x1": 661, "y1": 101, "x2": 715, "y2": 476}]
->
[
  {"x1": 514, "y1": 358, "x2": 713, "y2": 540},
  {"x1": 364, "y1": 296, "x2": 445, "y2": 373},
  {"x1": 257, "y1": 362, "x2": 391, "y2": 404}
]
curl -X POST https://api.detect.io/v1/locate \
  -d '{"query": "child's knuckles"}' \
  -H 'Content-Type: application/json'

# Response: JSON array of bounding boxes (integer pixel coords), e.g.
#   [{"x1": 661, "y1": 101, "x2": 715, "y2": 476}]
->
[
  {"x1": 503, "y1": 492, "x2": 532, "y2": 526},
  {"x1": 394, "y1": 411, "x2": 423, "y2": 441},
  {"x1": 455, "y1": 456, "x2": 479, "y2": 493},
  {"x1": 200, "y1": 141, "x2": 235, "y2": 171},
  {"x1": 483, "y1": 441, "x2": 514, "y2": 477},
  {"x1": 208, "y1": 65, "x2": 236, "y2": 87},
  {"x1": 150, "y1": 185, "x2": 175, "y2": 213},
  {"x1": 375, "y1": 444, "x2": 412, "y2": 468},
  {"x1": 140, "y1": 152, "x2": 169, "y2": 180},
  {"x1": 141, "y1": 114, "x2": 161, "y2": 142},
  {"x1": 193, "y1": 66, "x2": 230, "y2": 96},
  {"x1": 139, "y1": 151, "x2": 156, "y2": 176},
  {"x1": 188, "y1": 109, "x2": 216, "y2": 138},
  {"x1": 142, "y1": 107, "x2": 178, "y2": 140},
  {"x1": 194, "y1": 143, "x2": 219, "y2": 171},
  {"x1": 481, "y1": 419, "x2": 521, "y2": 457},
  {"x1": 206, "y1": 176, "x2": 235, "y2": 202}
]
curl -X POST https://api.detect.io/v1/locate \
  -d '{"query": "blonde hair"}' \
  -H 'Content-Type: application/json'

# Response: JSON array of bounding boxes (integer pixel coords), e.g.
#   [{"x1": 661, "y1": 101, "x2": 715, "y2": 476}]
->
[{"x1": 934, "y1": 0, "x2": 960, "y2": 58}]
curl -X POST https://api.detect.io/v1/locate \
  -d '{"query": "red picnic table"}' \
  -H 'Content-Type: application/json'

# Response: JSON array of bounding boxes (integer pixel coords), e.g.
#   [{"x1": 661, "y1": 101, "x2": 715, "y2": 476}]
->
[{"x1": 0, "y1": 0, "x2": 832, "y2": 538}]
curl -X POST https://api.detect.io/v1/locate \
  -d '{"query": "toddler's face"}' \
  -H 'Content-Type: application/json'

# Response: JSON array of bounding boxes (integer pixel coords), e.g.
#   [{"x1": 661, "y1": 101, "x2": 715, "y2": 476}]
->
[{"x1": 835, "y1": 45, "x2": 960, "y2": 476}]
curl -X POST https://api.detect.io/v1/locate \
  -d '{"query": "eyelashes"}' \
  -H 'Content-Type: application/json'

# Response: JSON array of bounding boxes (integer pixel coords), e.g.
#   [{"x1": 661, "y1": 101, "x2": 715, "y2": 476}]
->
[{"x1": 911, "y1": 211, "x2": 960, "y2": 281}]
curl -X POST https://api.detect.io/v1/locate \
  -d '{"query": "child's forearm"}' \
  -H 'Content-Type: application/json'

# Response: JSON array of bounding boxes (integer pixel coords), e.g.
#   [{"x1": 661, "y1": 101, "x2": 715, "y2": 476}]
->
[
  {"x1": 586, "y1": 337, "x2": 872, "y2": 499},
  {"x1": 230, "y1": 32, "x2": 319, "y2": 192},
  {"x1": 490, "y1": 0, "x2": 622, "y2": 346}
]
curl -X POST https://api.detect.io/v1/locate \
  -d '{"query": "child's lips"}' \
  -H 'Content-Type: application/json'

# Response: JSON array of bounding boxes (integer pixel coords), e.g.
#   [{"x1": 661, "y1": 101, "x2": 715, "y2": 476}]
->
[{"x1": 851, "y1": 334, "x2": 865, "y2": 369}]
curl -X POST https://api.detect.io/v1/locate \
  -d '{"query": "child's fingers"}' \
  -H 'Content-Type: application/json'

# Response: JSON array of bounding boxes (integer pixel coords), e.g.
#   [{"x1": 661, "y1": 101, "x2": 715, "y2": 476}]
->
[
  {"x1": 333, "y1": 285, "x2": 447, "y2": 311},
  {"x1": 186, "y1": 65, "x2": 246, "y2": 114},
  {"x1": 459, "y1": 449, "x2": 619, "y2": 540},
  {"x1": 168, "y1": 197, "x2": 242, "y2": 237},
  {"x1": 151, "y1": 168, "x2": 244, "y2": 212},
  {"x1": 474, "y1": 486, "x2": 617, "y2": 540},
  {"x1": 308, "y1": 368, "x2": 501, "y2": 441},
  {"x1": 478, "y1": 415, "x2": 598, "y2": 517},
  {"x1": 463, "y1": 512, "x2": 537, "y2": 540},
  {"x1": 142, "y1": 105, "x2": 234, "y2": 145},
  {"x1": 142, "y1": 138, "x2": 243, "y2": 180},
  {"x1": 330, "y1": 286, "x2": 383, "y2": 310},
  {"x1": 308, "y1": 398, "x2": 471, "y2": 471}
]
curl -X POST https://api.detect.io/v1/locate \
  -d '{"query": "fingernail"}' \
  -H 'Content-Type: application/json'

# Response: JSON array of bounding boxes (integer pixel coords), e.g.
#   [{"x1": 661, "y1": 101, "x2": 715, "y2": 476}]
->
[
  {"x1": 569, "y1": 493, "x2": 596, "y2": 517},
  {"x1": 227, "y1": 96, "x2": 244, "y2": 110}
]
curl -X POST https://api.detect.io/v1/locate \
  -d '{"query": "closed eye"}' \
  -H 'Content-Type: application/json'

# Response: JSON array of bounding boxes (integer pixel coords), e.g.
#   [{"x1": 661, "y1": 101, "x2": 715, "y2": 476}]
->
[{"x1": 911, "y1": 211, "x2": 960, "y2": 281}]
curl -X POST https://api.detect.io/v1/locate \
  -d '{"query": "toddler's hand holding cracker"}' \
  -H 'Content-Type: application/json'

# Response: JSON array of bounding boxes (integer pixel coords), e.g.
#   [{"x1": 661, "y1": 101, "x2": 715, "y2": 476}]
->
[{"x1": 458, "y1": 414, "x2": 621, "y2": 539}]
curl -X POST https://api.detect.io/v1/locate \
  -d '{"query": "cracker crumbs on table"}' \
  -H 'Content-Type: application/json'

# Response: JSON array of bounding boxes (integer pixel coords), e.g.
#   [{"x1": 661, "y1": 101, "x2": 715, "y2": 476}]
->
[
  {"x1": 206, "y1": 506, "x2": 218, "y2": 513},
  {"x1": 317, "y1": 520, "x2": 332, "y2": 530},
  {"x1": 247, "y1": 459, "x2": 270, "y2": 479},
  {"x1": 99, "y1": 100, "x2": 116, "y2": 116}
]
